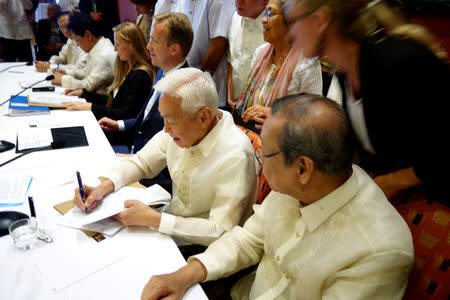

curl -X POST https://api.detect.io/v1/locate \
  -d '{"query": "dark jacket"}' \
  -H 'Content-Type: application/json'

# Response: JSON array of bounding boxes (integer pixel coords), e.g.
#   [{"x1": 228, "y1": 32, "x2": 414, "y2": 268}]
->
[
  {"x1": 124, "y1": 61, "x2": 190, "y2": 152},
  {"x1": 83, "y1": 68, "x2": 152, "y2": 121},
  {"x1": 77, "y1": 0, "x2": 120, "y2": 42},
  {"x1": 339, "y1": 34, "x2": 450, "y2": 199},
  {"x1": 36, "y1": 19, "x2": 67, "y2": 61}
]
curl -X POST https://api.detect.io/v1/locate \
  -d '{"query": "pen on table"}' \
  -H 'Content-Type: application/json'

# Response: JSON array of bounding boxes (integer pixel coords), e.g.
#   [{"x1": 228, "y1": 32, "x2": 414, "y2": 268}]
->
[
  {"x1": 76, "y1": 171, "x2": 88, "y2": 214},
  {"x1": 28, "y1": 196, "x2": 36, "y2": 217},
  {"x1": 8, "y1": 70, "x2": 25, "y2": 73}
]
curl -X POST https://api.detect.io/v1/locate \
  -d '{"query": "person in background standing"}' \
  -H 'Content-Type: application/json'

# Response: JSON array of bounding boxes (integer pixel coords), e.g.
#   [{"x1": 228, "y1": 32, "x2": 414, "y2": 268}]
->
[
  {"x1": 0, "y1": 0, "x2": 34, "y2": 62},
  {"x1": 76, "y1": 0, "x2": 120, "y2": 42},
  {"x1": 226, "y1": 0, "x2": 268, "y2": 110},
  {"x1": 130, "y1": 0, "x2": 156, "y2": 42},
  {"x1": 58, "y1": 0, "x2": 79, "y2": 12}
]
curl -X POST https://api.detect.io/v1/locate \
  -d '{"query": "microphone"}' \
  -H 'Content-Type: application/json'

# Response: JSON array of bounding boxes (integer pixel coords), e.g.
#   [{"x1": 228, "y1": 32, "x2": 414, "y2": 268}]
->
[
  {"x1": 0, "y1": 62, "x2": 33, "y2": 74},
  {"x1": 0, "y1": 74, "x2": 56, "y2": 107},
  {"x1": 0, "y1": 140, "x2": 66, "y2": 168}
]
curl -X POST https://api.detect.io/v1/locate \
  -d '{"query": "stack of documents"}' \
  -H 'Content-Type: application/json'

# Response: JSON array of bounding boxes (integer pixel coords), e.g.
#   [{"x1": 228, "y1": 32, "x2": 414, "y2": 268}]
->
[
  {"x1": 8, "y1": 96, "x2": 50, "y2": 117},
  {"x1": 58, "y1": 184, "x2": 171, "y2": 236}
]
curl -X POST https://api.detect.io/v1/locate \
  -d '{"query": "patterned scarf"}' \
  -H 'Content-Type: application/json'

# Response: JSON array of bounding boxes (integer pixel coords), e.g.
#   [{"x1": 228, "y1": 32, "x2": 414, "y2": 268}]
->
[{"x1": 236, "y1": 42, "x2": 301, "y2": 114}]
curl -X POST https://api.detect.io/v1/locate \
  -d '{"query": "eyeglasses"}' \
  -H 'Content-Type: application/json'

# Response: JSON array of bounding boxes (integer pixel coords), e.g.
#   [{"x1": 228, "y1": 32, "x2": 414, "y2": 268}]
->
[
  {"x1": 263, "y1": 7, "x2": 274, "y2": 19},
  {"x1": 255, "y1": 149, "x2": 283, "y2": 165}
]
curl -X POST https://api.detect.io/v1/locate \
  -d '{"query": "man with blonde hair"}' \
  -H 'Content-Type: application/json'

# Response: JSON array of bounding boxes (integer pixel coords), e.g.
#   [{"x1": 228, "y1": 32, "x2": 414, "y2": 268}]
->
[{"x1": 73, "y1": 67, "x2": 257, "y2": 247}]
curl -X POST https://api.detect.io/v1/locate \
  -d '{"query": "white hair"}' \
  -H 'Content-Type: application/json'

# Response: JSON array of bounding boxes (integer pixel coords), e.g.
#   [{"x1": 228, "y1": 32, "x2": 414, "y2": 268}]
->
[{"x1": 154, "y1": 68, "x2": 218, "y2": 117}]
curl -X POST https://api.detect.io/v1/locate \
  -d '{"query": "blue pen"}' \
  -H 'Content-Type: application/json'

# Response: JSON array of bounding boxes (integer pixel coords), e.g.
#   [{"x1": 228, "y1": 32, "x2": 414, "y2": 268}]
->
[{"x1": 76, "y1": 171, "x2": 88, "y2": 214}]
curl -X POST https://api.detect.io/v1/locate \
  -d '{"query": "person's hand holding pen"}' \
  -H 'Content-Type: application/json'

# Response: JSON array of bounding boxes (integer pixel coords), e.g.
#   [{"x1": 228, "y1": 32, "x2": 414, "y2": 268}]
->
[
  {"x1": 73, "y1": 178, "x2": 115, "y2": 213},
  {"x1": 64, "y1": 88, "x2": 84, "y2": 97}
]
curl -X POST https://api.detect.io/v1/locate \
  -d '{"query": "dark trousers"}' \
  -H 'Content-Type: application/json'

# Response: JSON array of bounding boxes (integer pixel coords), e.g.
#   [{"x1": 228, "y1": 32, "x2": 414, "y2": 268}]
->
[{"x1": 0, "y1": 38, "x2": 33, "y2": 62}]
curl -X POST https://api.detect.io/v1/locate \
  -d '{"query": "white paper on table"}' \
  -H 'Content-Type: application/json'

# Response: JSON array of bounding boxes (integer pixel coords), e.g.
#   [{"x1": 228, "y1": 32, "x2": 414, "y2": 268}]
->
[
  {"x1": 0, "y1": 174, "x2": 33, "y2": 205},
  {"x1": 32, "y1": 231, "x2": 126, "y2": 294},
  {"x1": 29, "y1": 115, "x2": 81, "y2": 129},
  {"x1": 58, "y1": 184, "x2": 171, "y2": 230},
  {"x1": 82, "y1": 218, "x2": 125, "y2": 236},
  {"x1": 17, "y1": 127, "x2": 53, "y2": 151},
  {"x1": 53, "y1": 86, "x2": 66, "y2": 94},
  {"x1": 28, "y1": 93, "x2": 86, "y2": 105}
]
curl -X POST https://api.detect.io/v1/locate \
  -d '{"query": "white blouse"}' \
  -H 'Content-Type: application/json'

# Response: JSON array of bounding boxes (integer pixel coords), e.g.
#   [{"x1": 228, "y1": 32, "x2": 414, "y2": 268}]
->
[
  {"x1": 345, "y1": 79, "x2": 376, "y2": 155},
  {"x1": 252, "y1": 43, "x2": 323, "y2": 98}
]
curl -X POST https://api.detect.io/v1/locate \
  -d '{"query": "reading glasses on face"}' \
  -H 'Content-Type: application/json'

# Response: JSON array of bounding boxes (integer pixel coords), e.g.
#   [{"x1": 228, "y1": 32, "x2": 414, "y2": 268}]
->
[
  {"x1": 255, "y1": 149, "x2": 283, "y2": 165},
  {"x1": 263, "y1": 8, "x2": 273, "y2": 19}
]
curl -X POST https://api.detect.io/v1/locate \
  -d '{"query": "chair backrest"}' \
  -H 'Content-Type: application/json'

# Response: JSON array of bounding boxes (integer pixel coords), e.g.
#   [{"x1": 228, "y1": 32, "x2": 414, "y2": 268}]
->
[{"x1": 237, "y1": 125, "x2": 271, "y2": 204}]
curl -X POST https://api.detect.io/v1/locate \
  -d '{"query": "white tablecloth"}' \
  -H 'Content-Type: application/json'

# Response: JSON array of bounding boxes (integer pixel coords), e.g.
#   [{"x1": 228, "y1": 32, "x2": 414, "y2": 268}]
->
[{"x1": 0, "y1": 63, "x2": 208, "y2": 300}]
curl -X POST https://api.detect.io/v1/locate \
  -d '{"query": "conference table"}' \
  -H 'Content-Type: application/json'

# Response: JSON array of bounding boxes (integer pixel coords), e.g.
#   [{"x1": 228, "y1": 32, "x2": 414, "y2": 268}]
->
[{"x1": 0, "y1": 63, "x2": 208, "y2": 300}]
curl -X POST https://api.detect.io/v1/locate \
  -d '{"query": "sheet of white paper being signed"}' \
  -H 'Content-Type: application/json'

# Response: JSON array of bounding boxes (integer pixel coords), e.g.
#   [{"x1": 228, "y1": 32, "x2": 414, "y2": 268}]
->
[{"x1": 58, "y1": 184, "x2": 171, "y2": 235}]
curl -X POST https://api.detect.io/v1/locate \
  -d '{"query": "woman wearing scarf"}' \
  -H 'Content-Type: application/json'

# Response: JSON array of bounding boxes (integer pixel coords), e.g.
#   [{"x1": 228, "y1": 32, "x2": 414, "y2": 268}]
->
[{"x1": 235, "y1": 0, "x2": 322, "y2": 130}]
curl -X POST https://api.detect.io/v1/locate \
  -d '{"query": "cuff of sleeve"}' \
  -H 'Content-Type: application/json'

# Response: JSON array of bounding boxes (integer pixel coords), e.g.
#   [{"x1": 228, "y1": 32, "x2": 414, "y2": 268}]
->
[
  {"x1": 64, "y1": 68, "x2": 74, "y2": 77},
  {"x1": 189, "y1": 252, "x2": 223, "y2": 281},
  {"x1": 118, "y1": 120, "x2": 125, "y2": 132},
  {"x1": 99, "y1": 174, "x2": 122, "y2": 192},
  {"x1": 60, "y1": 75, "x2": 71, "y2": 88},
  {"x1": 49, "y1": 63, "x2": 57, "y2": 70},
  {"x1": 158, "y1": 213, "x2": 176, "y2": 235}
]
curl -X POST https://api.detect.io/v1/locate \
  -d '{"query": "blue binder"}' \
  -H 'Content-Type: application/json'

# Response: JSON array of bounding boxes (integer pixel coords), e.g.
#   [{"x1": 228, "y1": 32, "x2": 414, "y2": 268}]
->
[{"x1": 8, "y1": 95, "x2": 50, "y2": 116}]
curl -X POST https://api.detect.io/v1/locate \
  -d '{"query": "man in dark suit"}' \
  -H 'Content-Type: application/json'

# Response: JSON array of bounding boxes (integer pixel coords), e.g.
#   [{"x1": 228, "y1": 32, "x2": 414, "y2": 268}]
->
[
  {"x1": 98, "y1": 13, "x2": 193, "y2": 155},
  {"x1": 35, "y1": 3, "x2": 67, "y2": 61},
  {"x1": 76, "y1": 0, "x2": 120, "y2": 42}
]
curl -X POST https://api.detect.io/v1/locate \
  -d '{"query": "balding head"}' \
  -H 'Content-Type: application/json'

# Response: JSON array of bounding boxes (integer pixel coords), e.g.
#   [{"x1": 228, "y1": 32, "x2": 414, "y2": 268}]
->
[{"x1": 270, "y1": 93, "x2": 354, "y2": 176}]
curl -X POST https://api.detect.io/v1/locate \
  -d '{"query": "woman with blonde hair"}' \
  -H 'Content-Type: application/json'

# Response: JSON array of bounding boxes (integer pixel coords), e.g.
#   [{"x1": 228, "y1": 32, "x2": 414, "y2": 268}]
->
[
  {"x1": 63, "y1": 22, "x2": 155, "y2": 120},
  {"x1": 286, "y1": 0, "x2": 450, "y2": 298}
]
